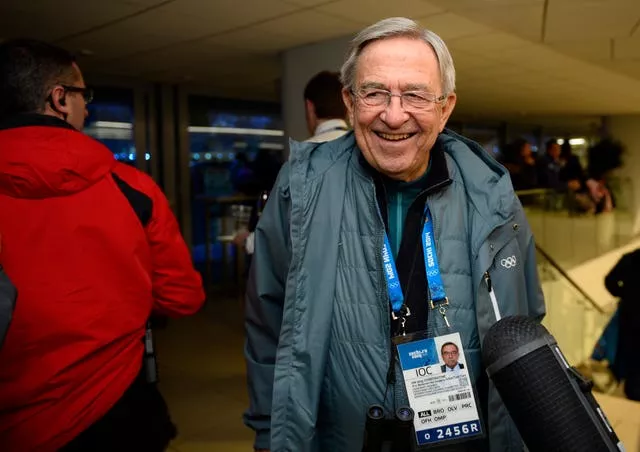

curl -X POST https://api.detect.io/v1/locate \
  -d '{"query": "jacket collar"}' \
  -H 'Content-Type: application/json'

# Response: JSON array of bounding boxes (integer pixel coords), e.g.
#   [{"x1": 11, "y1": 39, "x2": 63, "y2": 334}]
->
[
  {"x1": 313, "y1": 119, "x2": 348, "y2": 138},
  {"x1": 0, "y1": 114, "x2": 76, "y2": 132}
]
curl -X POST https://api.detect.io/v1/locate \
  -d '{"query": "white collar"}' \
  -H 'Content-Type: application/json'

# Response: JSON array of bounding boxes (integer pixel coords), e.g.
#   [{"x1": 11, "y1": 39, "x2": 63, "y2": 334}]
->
[{"x1": 313, "y1": 119, "x2": 348, "y2": 137}]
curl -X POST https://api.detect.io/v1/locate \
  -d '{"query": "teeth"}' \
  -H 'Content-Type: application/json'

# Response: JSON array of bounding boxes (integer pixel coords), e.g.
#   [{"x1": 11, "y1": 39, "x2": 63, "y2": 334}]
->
[{"x1": 378, "y1": 133, "x2": 412, "y2": 141}]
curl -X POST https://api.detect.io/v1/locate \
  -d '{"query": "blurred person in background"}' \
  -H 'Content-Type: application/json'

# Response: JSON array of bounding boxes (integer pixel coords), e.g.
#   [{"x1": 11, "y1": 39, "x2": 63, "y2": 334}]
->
[
  {"x1": 233, "y1": 71, "x2": 348, "y2": 254},
  {"x1": 559, "y1": 139, "x2": 585, "y2": 185},
  {"x1": 304, "y1": 70, "x2": 349, "y2": 143},
  {"x1": 605, "y1": 249, "x2": 640, "y2": 401},
  {"x1": 537, "y1": 138, "x2": 563, "y2": 190},
  {"x1": 502, "y1": 137, "x2": 537, "y2": 191},
  {"x1": 559, "y1": 140, "x2": 597, "y2": 214},
  {"x1": 585, "y1": 138, "x2": 623, "y2": 214},
  {"x1": 0, "y1": 39, "x2": 205, "y2": 451}
]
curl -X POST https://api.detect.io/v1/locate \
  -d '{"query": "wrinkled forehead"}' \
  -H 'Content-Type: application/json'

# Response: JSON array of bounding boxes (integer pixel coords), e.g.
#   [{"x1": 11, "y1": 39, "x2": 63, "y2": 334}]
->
[{"x1": 355, "y1": 37, "x2": 442, "y2": 92}]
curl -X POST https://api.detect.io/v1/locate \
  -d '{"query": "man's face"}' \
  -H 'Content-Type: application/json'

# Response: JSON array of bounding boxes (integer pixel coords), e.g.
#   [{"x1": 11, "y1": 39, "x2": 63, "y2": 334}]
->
[
  {"x1": 342, "y1": 36, "x2": 456, "y2": 182},
  {"x1": 63, "y1": 63, "x2": 89, "y2": 131},
  {"x1": 442, "y1": 344, "x2": 459, "y2": 368},
  {"x1": 548, "y1": 143, "x2": 561, "y2": 161}
]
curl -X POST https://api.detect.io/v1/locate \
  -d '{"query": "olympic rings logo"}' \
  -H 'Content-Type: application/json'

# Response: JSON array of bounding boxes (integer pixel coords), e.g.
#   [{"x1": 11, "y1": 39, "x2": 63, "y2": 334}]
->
[{"x1": 501, "y1": 256, "x2": 517, "y2": 269}]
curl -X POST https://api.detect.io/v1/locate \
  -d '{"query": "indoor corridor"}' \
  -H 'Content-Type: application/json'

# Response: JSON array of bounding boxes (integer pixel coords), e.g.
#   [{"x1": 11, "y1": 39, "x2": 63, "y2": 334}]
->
[{"x1": 156, "y1": 296, "x2": 640, "y2": 452}]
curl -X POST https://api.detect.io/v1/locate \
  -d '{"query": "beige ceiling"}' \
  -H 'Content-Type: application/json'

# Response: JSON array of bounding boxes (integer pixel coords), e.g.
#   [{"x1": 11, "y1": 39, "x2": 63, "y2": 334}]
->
[{"x1": 2, "y1": 0, "x2": 640, "y2": 118}]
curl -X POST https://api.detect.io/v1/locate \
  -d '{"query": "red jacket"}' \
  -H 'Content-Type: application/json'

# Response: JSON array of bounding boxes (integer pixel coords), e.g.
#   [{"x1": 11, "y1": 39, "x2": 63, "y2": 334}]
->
[{"x1": 0, "y1": 115, "x2": 205, "y2": 451}]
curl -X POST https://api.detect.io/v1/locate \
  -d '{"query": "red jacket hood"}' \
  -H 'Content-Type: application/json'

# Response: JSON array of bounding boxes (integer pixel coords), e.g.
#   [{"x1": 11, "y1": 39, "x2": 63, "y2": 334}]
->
[{"x1": 0, "y1": 116, "x2": 116, "y2": 199}]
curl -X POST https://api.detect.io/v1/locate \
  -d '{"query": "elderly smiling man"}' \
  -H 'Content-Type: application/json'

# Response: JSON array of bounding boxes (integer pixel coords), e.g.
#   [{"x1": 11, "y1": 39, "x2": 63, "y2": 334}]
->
[{"x1": 244, "y1": 17, "x2": 545, "y2": 452}]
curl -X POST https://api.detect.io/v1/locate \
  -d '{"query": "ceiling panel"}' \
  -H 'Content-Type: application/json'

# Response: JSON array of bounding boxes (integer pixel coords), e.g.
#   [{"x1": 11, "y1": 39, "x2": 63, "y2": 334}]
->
[
  {"x1": 281, "y1": 0, "x2": 341, "y2": 6},
  {"x1": 450, "y1": 50, "x2": 497, "y2": 71},
  {"x1": 418, "y1": 13, "x2": 494, "y2": 42},
  {"x1": 447, "y1": 32, "x2": 531, "y2": 54},
  {"x1": 251, "y1": 10, "x2": 361, "y2": 44},
  {"x1": 206, "y1": 28, "x2": 296, "y2": 54},
  {"x1": 451, "y1": 4, "x2": 544, "y2": 42},
  {"x1": 550, "y1": 39, "x2": 612, "y2": 61},
  {"x1": 427, "y1": 0, "x2": 543, "y2": 8},
  {"x1": 615, "y1": 35, "x2": 640, "y2": 60},
  {"x1": 98, "y1": 0, "x2": 300, "y2": 43},
  {"x1": 317, "y1": 0, "x2": 444, "y2": 25},
  {"x1": 545, "y1": 1, "x2": 640, "y2": 41},
  {"x1": 0, "y1": 0, "x2": 140, "y2": 16},
  {"x1": 0, "y1": 2, "x2": 142, "y2": 41},
  {"x1": 115, "y1": 0, "x2": 177, "y2": 6},
  {"x1": 103, "y1": 41, "x2": 242, "y2": 76},
  {"x1": 608, "y1": 60, "x2": 640, "y2": 79},
  {"x1": 59, "y1": 28, "x2": 184, "y2": 61}
]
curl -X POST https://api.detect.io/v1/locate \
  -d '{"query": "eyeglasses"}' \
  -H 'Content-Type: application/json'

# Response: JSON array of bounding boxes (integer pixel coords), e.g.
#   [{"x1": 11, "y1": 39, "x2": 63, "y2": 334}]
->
[
  {"x1": 353, "y1": 88, "x2": 446, "y2": 111},
  {"x1": 60, "y1": 85, "x2": 94, "y2": 104}
]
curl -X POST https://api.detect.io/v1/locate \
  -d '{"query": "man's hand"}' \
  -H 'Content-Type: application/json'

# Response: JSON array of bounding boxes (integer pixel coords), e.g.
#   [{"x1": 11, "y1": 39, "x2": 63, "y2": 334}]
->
[{"x1": 233, "y1": 228, "x2": 251, "y2": 247}]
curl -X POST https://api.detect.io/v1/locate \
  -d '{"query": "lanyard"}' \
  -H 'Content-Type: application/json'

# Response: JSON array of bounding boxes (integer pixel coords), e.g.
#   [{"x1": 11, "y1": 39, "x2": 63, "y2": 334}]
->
[{"x1": 382, "y1": 208, "x2": 450, "y2": 330}]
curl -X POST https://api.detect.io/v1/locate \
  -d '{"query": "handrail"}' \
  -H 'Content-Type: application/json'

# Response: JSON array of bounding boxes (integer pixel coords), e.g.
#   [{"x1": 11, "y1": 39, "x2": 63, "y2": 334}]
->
[
  {"x1": 515, "y1": 188, "x2": 557, "y2": 197},
  {"x1": 535, "y1": 244, "x2": 604, "y2": 314}
]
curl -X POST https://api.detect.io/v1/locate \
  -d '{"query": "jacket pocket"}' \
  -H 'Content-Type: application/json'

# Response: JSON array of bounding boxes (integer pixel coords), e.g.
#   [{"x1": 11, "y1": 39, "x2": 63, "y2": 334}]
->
[{"x1": 483, "y1": 236, "x2": 529, "y2": 319}]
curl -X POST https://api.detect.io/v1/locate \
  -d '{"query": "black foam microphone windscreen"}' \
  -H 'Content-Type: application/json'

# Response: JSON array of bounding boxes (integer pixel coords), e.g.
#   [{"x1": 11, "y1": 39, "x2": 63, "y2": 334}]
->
[{"x1": 482, "y1": 316, "x2": 624, "y2": 452}]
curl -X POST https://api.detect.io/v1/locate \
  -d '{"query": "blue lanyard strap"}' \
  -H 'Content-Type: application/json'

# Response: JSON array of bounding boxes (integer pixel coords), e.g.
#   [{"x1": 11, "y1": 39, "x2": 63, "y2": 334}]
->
[
  {"x1": 382, "y1": 207, "x2": 448, "y2": 315},
  {"x1": 422, "y1": 208, "x2": 447, "y2": 306},
  {"x1": 382, "y1": 235, "x2": 404, "y2": 313}
]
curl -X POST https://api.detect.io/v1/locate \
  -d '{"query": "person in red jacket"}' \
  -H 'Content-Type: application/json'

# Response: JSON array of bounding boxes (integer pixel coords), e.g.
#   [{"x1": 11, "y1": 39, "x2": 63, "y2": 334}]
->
[{"x1": 0, "y1": 39, "x2": 205, "y2": 451}]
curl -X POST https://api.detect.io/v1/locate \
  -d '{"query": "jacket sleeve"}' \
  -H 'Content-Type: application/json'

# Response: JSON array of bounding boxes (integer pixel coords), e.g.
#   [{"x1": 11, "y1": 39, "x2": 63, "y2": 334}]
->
[
  {"x1": 523, "y1": 232, "x2": 545, "y2": 322},
  {"x1": 146, "y1": 182, "x2": 205, "y2": 317},
  {"x1": 243, "y1": 164, "x2": 291, "y2": 451},
  {"x1": 604, "y1": 250, "x2": 640, "y2": 298}
]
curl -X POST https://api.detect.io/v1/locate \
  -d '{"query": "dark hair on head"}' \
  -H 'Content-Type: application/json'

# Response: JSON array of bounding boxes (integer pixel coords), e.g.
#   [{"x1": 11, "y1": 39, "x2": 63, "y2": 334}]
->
[
  {"x1": 303, "y1": 70, "x2": 346, "y2": 120},
  {"x1": 0, "y1": 39, "x2": 77, "y2": 119},
  {"x1": 545, "y1": 138, "x2": 559, "y2": 151},
  {"x1": 441, "y1": 342, "x2": 459, "y2": 354},
  {"x1": 502, "y1": 137, "x2": 529, "y2": 164},
  {"x1": 560, "y1": 139, "x2": 573, "y2": 159},
  {"x1": 587, "y1": 138, "x2": 624, "y2": 180}
]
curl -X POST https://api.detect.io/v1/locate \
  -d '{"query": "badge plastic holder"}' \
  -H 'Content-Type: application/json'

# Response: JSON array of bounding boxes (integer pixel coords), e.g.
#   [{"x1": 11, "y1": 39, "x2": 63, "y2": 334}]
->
[{"x1": 392, "y1": 330, "x2": 487, "y2": 449}]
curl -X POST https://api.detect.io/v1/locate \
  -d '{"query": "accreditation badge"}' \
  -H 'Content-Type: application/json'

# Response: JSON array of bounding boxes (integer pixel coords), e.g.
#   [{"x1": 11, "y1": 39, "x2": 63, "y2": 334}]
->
[{"x1": 394, "y1": 332, "x2": 483, "y2": 447}]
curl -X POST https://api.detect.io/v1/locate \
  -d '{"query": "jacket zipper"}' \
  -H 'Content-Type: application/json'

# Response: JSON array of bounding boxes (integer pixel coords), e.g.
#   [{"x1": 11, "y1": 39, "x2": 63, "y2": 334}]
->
[
  {"x1": 484, "y1": 271, "x2": 502, "y2": 321},
  {"x1": 395, "y1": 192, "x2": 402, "y2": 256}
]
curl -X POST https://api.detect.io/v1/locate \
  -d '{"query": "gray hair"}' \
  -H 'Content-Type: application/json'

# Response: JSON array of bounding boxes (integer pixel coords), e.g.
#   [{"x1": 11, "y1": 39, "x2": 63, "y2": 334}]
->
[{"x1": 340, "y1": 17, "x2": 456, "y2": 95}]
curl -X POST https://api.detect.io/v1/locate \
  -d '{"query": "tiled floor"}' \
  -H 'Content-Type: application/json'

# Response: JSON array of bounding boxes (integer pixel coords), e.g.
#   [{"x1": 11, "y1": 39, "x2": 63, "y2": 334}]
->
[
  {"x1": 156, "y1": 298, "x2": 254, "y2": 452},
  {"x1": 156, "y1": 296, "x2": 640, "y2": 452}
]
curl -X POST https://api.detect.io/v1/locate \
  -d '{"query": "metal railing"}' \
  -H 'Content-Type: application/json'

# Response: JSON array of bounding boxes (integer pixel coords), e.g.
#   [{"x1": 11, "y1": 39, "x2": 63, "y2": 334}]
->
[
  {"x1": 517, "y1": 186, "x2": 636, "y2": 270},
  {"x1": 536, "y1": 244, "x2": 614, "y2": 366}
]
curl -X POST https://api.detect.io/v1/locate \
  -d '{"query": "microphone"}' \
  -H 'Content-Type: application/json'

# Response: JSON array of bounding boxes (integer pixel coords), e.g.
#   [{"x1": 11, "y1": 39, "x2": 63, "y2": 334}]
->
[{"x1": 482, "y1": 316, "x2": 624, "y2": 452}]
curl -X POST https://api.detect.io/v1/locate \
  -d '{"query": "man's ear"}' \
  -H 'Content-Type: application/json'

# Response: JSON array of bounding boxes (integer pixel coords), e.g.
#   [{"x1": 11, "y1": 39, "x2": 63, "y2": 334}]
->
[
  {"x1": 342, "y1": 88, "x2": 355, "y2": 125},
  {"x1": 438, "y1": 92, "x2": 457, "y2": 132},
  {"x1": 47, "y1": 85, "x2": 70, "y2": 115},
  {"x1": 305, "y1": 99, "x2": 315, "y2": 118}
]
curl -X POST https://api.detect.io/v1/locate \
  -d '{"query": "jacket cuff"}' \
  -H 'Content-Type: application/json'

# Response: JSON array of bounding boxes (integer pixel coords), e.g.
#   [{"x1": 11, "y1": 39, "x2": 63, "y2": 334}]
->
[{"x1": 254, "y1": 429, "x2": 271, "y2": 450}]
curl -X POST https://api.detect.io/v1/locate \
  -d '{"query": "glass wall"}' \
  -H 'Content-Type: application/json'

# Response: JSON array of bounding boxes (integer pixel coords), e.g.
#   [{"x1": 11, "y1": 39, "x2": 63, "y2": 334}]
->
[
  {"x1": 188, "y1": 96, "x2": 284, "y2": 285},
  {"x1": 83, "y1": 87, "x2": 137, "y2": 166}
]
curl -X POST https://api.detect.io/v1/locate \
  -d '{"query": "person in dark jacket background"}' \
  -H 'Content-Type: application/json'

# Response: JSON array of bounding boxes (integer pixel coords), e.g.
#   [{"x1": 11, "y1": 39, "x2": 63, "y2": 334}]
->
[
  {"x1": 0, "y1": 39, "x2": 205, "y2": 451},
  {"x1": 605, "y1": 249, "x2": 640, "y2": 401},
  {"x1": 502, "y1": 137, "x2": 537, "y2": 191}
]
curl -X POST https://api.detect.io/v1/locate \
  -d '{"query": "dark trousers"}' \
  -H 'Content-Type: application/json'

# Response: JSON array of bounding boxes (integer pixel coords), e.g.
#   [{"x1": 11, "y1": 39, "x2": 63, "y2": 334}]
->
[{"x1": 60, "y1": 371, "x2": 177, "y2": 452}]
